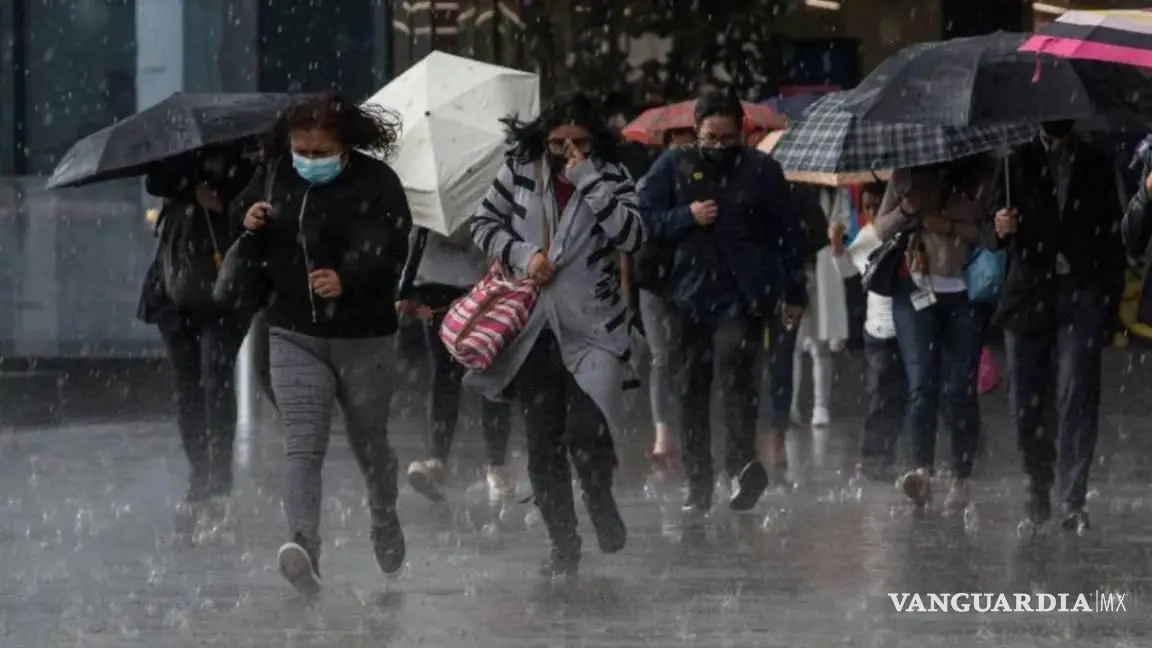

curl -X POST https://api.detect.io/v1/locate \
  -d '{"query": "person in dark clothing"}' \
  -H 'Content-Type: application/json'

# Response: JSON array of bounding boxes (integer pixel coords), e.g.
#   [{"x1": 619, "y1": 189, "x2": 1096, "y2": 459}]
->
[
  {"x1": 137, "y1": 142, "x2": 255, "y2": 504},
  {"x1": 396, "y1": 225, "x2": 514, "y2": 504},
  {"x1": 1122, "y1": 133, "x2": 1152, "y2": 325},
  {"x1": 638, "y1": 91, "x2": 808, "y2": 514},
  {"x1": 230, "y1": 94, "x2": 412, "y2": 595},
  {"x1": 993, "y1": 121, "x2": 1126, "y2": 534}
]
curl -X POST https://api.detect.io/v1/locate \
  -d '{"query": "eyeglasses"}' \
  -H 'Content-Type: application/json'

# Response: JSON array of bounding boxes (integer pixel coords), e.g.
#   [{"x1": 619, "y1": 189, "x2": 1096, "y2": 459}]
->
[
  {"x1": 699, "y1": 132, "x2": 741, "y2": 147},
  {"x1": 546, "y1": 137, "x2": 593, "y2": 155}
]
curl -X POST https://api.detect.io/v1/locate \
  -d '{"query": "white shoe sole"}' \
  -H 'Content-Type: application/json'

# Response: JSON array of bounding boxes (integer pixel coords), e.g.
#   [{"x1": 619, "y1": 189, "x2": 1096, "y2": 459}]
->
[{"x1": 278, "y1": 542, "x2": 321, "y2": 597}]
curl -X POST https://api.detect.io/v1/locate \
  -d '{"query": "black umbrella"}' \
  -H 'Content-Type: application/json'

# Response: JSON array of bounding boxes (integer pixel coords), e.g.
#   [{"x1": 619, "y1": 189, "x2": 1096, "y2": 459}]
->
[
  {"x1": 840, "y1": 32, "x2": 1152, "y2": 128},
  {"x1": 47, "y1": 92, "x2": 301, "y2": 189}
]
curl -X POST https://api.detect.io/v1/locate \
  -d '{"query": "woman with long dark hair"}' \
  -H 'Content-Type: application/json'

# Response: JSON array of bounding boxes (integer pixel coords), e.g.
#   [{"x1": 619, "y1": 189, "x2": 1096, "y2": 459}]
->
[
  {"x1": 468, "y1": 91, "x2": 645, "y2": 576},
  {"x1": 230, "y1": 94, "x2": 412, "y2": 595}
]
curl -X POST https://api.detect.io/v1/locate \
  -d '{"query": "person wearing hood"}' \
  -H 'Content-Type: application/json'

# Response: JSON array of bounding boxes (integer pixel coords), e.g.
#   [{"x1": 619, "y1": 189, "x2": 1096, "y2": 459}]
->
[
  {"x1": 637, "y1": 90, "x2": 808, "y2": 513},
  {"x1": 992, "y1": 120, "x2": 1126, "y2": 534},
  {"x1": 230, "y1": 94, "x2": 413, "y2": 595},
  {"x1": 137, "y1": 141, "x2": 256, "y2": 504},
  {"x1": 396, "y1": 224, "x2": 514, "y2": 504}
]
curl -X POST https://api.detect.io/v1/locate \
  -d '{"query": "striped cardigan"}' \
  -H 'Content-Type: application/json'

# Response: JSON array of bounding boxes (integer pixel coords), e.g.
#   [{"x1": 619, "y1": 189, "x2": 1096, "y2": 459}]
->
[{"x1": 464, "y1": 155, "x2": 646, "y2": 433}]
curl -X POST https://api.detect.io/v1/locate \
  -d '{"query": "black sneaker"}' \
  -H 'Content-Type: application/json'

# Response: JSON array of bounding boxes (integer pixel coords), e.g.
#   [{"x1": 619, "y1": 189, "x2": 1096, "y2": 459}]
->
[
  {"x1": 1061, "y1": 509, "x2": 1090, "y2": 533},
  {"x1": 585, "y1": 491, "x2": 626, "y2": 554},
  {"x1": 681, "y1": 489, "x2": 712, "y2": 515},
  {"x1": 278, "y1": 539, "x2": 322, "y2": 597},
  {"x1": 729, "y1": 461, "x2": 769, "y2": 512},
  {"x1": 539, "y1": 540, "x2": 581, "y2": 578},
  {"x1": 371, "y1": 520, "x2": 406, "y2": 575}
]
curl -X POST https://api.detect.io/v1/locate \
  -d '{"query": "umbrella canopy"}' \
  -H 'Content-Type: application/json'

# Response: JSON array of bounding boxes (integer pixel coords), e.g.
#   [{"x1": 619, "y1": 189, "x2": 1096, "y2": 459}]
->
[
  {"x1": 763, "y1": 92, "x2": 830, "y2": 123},
  {"x1": 758, "y1": 127, "x2": 891, "y2": 186},
  {"x1": 771, "y1": 91, "x2": 1036, "y2": 184},
  {"x1": 622, "y1": 100, "x2": 785, "y2": 146},
  {"x1": 364, "y1": 51, "x2": 539, "y2": 236},
  {"x1": 842, "y1": 31, "x2": 1152, "y2": 128},
  {"x1": 1021, "y1": 9, "x2": 1152, "y2": 69},
  {"x1": 48, "y1": 92, "x2": 298, "y2": 189}
]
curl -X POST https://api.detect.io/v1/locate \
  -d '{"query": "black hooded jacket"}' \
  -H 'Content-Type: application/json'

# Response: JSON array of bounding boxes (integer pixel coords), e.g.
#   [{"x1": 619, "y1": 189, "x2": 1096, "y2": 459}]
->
[
  {"x1": 137, "y1": 150, "x2": 254, "y2": 323},
  {"x1": 229, "y1": 152, "x2": 413, "y2": 338}
]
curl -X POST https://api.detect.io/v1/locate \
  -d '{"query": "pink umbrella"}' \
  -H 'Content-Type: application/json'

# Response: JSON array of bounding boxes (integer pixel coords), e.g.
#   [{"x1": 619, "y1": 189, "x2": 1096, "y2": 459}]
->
[{"x1": 1020, "y1": 9, "x2": 1152, "y2": 69}]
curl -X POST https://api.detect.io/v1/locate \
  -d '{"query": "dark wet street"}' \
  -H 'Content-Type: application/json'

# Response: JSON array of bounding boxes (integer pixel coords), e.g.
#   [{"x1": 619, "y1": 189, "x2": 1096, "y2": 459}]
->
[{"x1": 3, "y1": 354, "x2": 1152, "y2": 647}]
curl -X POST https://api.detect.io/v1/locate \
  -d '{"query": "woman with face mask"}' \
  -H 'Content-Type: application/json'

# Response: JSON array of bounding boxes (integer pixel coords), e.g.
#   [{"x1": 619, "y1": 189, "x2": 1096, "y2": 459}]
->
[
  {"x1": 137, "y1": 141, "x2": 256, "y2": 505},
  {"x1": 229, "y1": 94, "x2": 412, "y2": 596},
  {"x1": 468, "y1": 91, "x2": 645, "y2": 576}
]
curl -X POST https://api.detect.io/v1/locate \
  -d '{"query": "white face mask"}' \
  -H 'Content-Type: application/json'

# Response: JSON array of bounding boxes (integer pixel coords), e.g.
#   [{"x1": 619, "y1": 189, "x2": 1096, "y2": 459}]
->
[{"x1": 607, "y1": 114, "x2": 627, "y2": 129}]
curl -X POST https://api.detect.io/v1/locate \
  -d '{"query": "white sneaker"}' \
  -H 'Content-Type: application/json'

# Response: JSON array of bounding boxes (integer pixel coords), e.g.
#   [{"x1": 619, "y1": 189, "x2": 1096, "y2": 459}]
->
[
  {"x1": 277, "y1": 542, "x2": 321, "y2": 597},
  {"x1": 486, "y1": 465, "x2": 515, "y2": 503},
  {"x1": 811, "y1": 407, "x2": 830, "y2": 427},
  {"x1": 407, "y1": 458, "x2": 446, "y2": 503}
]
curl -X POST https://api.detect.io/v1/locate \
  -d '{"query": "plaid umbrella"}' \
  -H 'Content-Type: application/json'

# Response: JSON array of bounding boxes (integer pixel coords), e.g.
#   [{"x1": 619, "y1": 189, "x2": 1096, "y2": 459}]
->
[
  {"x1": 622, "y1": 100, "x2": 785, "y2": 145},
  {"x1": 1021, "y1": 9, "x2": 1152, "y2": 69},
  {"x1": 771, "y1": 91, "x2": 1036, "y2": 183}
]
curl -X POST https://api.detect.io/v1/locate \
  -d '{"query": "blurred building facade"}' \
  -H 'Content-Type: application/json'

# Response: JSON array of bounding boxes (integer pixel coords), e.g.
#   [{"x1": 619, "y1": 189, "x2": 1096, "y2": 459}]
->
[{"x1": 0, "y1": 0, "x2": 1145, "y2": 360}]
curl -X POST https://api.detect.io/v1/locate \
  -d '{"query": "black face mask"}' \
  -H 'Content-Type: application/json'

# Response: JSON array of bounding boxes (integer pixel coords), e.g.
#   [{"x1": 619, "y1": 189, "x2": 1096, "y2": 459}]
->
[{"x1": 700, "y1": 144, "x2": 739, "y2": 169}]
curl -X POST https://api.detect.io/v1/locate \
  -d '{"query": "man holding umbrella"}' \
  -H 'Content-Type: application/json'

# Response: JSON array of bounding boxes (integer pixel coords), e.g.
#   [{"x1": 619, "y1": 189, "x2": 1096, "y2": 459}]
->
[
  {"x1": 991, "y1": 120, "x2": 1126, "y2": 534},
  {"x1": 637, "y1": 91, "x2": 808, "y2": 513}
]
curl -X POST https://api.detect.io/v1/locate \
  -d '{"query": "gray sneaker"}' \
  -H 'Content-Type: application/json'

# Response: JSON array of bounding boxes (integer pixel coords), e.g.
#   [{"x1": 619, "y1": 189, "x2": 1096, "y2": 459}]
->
[{"x1": 277, "y1": 540, "x2": 321, "y2": 597}]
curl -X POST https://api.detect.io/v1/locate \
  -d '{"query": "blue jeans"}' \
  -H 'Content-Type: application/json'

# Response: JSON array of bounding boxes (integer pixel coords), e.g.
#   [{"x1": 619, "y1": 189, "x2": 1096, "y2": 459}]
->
[{"x1": 891, "y1": 279, "x2": 982, "y2": 478}]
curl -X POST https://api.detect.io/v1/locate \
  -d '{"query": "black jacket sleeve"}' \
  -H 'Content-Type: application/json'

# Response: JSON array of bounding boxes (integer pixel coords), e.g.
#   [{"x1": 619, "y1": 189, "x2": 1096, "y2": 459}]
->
[
  {"x1": 396, "y1": 226, "x2": 428, "y2": 300},
  {"x1": 761, "y1": 158, "x2": 808, "y2": 308},
  {"x1": 338, "y1": 165, "x2": 413, "y2": 303},
  {"x1": 1122, "y1": 162, "x2": 1152, "y2": 261}
]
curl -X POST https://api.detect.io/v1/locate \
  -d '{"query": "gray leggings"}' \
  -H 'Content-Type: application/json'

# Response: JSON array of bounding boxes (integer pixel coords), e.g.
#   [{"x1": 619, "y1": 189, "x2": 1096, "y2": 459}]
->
[
  {"x1": 639, "y1": 289, "x2": 681, "y2": 427},
  {"x1": 269, "y1": 327, "x2": 398, "y2": 554}
]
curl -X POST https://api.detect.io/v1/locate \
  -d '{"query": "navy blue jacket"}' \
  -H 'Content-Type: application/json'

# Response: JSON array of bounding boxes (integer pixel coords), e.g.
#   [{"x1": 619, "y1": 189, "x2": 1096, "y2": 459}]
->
[{"x1": 637, "y1": 146, "x2": 807, "y2": 320}]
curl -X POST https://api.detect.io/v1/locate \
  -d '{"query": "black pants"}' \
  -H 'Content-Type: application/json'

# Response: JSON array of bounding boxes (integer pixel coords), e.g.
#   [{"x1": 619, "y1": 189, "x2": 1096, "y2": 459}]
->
[
  {"x1": 157, "y1": 309, "x2": 246, "y2": 495},
  {"x1": 515, "y1": 331, "x2": 616, "y2": 553},
  {"x1": 1004, "y1": 284, "x2": 1105, "y2": 512},
  {"x1": 680, "y1": 311, "x2": 762, "y2": 500},
  {"x1": 765, "y1": 311, "x2": 798, "y2": 432},
  {"x1": 861, "y1": 332, "x2": 907, "y2": 465},
  {"x1": 424, "y1": 311, "x2": 512, "y2": 466}
]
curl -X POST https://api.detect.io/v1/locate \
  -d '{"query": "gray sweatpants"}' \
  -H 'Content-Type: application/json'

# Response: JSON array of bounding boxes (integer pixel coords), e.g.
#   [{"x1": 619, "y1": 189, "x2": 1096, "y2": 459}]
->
[{"x1": 268, "y1": 327, "x2": 398, "y2": 554}]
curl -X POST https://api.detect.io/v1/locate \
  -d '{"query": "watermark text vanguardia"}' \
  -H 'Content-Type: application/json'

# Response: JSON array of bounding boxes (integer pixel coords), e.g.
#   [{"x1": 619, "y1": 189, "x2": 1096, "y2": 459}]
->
[{"x1": 889, "y1": 591, "x2": 1129, "y2": 613}]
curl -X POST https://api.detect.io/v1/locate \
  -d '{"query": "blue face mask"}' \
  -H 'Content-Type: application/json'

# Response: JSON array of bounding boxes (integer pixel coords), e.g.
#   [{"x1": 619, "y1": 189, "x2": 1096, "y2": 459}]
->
[{"x1": 292, "y1": 153, "x2": 343, "y2": 185}]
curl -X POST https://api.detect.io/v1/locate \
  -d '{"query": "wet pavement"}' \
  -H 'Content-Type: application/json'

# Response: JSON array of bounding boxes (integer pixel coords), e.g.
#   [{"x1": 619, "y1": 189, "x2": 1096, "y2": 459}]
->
[{"x1": 3, "y1": 371, "x2": 1152, "y2": 647}]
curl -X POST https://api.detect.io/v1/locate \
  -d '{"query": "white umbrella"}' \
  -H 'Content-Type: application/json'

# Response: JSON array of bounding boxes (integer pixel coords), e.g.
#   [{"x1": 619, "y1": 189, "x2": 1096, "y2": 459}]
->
[{"x1": 363, "y1": 51, "x2": 539, "y2": 235}]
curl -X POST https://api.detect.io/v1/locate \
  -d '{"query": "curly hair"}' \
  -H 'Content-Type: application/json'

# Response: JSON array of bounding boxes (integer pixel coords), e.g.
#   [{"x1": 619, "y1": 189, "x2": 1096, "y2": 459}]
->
[
  {"x1": 266, "y1": 93, "x2": 402, "y2": 160},
  {"x1": 500, "y1": 91, "x2": 622, "y2": 165}
]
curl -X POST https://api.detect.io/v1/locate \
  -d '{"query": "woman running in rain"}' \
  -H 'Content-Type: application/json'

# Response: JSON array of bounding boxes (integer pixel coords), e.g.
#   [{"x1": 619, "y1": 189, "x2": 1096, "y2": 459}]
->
[
  {"x1": 231, "y1": 94, "x2": 412, "y2": 595},
  {"x1": 467, "y1": 91, "x2": 645, "y2": 576}
]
